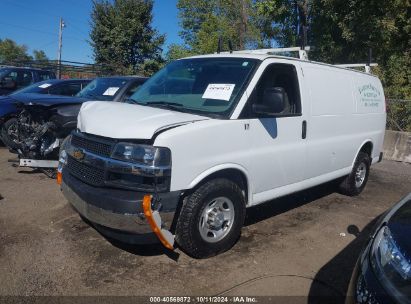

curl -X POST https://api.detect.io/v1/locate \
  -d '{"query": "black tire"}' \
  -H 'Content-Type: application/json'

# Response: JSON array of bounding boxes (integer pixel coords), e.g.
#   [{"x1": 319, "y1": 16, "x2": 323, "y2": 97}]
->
[
  {"x1": 1, "y1": 118, "x2": 19, "y2": 151},
  {"x1": 339, "y1": 152, "x2": 371, "y2": 196},
  {"x1": 175, "y1": 178, "x2": 246, "y2": 258}
]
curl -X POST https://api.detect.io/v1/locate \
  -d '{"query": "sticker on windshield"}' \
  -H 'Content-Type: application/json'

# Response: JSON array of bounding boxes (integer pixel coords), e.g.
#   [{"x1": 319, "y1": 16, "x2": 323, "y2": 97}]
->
[
  {"x1": 38, "y1": 83, "x2": 52, "y2": 89},
  {"x1": 102, "y1": 87, "x2": 120, "y2": 96},
  {"x1": 202, "y1": 84, "x2": 235, "y2": 101}
]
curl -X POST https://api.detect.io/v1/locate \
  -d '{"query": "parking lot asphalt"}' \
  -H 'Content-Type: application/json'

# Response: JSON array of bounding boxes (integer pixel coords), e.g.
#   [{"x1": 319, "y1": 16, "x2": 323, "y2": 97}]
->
[{"x1": 0, "y1": 146, "x2": 410, "y2": 302}]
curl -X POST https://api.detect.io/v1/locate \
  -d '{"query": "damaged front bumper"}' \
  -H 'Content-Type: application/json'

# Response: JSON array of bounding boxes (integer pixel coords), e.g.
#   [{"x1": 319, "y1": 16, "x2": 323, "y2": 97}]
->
[{"x1": 61, "y1": 170, "x2": 180, "y2": 246}]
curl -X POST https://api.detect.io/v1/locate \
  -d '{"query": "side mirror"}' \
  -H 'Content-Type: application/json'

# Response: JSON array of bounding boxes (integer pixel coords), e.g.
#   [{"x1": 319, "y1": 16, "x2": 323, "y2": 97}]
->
[{"x1": 252, "y1": 87, "x2": 285, "y2": 115}]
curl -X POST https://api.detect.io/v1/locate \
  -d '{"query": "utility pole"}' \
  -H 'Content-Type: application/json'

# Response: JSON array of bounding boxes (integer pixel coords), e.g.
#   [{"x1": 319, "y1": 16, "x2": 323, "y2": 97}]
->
[
  {"x1": 57, "y1": 17, "x2": 65, "y2": 79},
  {"x1": 297, "y1": 1, "x2": 308, "y2": 50},
  {"x1": 237, "y1": 0, "x2": 248, "y2": 50}
]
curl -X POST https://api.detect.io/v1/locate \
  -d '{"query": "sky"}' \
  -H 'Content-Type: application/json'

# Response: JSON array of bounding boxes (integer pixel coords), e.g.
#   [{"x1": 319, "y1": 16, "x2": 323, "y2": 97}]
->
[{"x1": 0, "y1": 0, "x2": 182, "y2": 63}]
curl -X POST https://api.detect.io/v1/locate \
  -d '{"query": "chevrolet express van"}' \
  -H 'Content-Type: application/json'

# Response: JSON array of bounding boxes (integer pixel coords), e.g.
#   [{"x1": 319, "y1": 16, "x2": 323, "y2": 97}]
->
[{"x1": 58, "y1": 50, "x2": 386, "y2": 258}]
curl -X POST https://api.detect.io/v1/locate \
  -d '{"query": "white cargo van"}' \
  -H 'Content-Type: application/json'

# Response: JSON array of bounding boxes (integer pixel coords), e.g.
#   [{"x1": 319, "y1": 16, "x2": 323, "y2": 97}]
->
[{"x1": 58, "y1": 49, "x2": 386, "y2": 258}]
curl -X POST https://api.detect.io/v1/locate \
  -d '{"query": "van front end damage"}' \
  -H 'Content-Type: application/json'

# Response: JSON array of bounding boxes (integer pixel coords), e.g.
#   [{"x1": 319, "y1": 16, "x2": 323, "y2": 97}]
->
[
  {"x1": 60, "y1": 169, "x2": 178, "y2": 247},
  {"x1": 58, "y1": 132, "x2": 178, "y2": 249}
]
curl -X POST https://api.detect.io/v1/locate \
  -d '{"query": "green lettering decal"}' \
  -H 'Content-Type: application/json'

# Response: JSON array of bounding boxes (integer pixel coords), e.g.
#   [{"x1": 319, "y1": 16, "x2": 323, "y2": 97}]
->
[{"x1": 358, "y1": 83, "x2": 382, "y2": 107}]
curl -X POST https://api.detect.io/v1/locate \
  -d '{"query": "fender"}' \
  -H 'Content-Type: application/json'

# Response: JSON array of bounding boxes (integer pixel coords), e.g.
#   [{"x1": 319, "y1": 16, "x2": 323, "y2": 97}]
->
[
  {"x1": 351, "y1": 139, "x2": 373, "y2": 167},
  {"x1": 188, "y1": 163, "x2": 253, "y2": 205},
  {"x1": 0, "y1": 104, "x2": 18, "y2": 123}
]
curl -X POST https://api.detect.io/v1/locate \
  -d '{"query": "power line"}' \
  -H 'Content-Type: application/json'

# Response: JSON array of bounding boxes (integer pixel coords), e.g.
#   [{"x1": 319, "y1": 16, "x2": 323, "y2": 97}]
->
[
  {"x1": 0, "y1": 21, "x2": 57, "y2": 37},
  {"x1": 0, "y1": 21, "x2": 87, "y2": 43},
  {"x1": 57, "y1": 0, "x2": 91, "y2": 12},
  {"x1": 2, "y1": 0, "x2": 89, "y2": 27},
  {"x1": 64, "y1": 19, "x2": 90, "y2": 37},
  {"x1": 36, "y1": 40, "x2": 58, "y2": 50}
]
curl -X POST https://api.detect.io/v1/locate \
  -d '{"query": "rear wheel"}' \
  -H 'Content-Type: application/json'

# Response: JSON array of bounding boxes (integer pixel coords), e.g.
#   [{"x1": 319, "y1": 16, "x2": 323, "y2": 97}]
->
[
  {"x1": 1, "y1": 118, "x2": 19, "y2": 150},
  {"x1": 339, "y1": 152, "x2": 371, "y2": 196},
  {"x1": 175, "y1": 178, "x2": 246, "y2": 258}
]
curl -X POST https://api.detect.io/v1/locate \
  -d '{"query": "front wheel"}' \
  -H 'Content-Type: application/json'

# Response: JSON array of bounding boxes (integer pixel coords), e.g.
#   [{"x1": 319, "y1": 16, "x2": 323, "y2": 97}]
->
[
  {"x1": 175, "y1": 178, "x2": 246, "y2": 258},
  {"x1": 1, "y1": 118, "x2": 19, "y2": 150},
  {"x1": 339, "y1": 152, "x2": 371, "y2": 196}
]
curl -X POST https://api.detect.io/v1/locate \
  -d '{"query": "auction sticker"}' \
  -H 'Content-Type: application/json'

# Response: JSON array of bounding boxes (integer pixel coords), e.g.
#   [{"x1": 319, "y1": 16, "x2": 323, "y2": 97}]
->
[
  {"x1": 38, "y1": 83, "x2": 52, "y2": 89},
  {"x1": 202, "y1": 84, "x2": 235, "y2": 101},
  {"x1": 103, "y1": 87, "x2": 120, "y2": 96}
]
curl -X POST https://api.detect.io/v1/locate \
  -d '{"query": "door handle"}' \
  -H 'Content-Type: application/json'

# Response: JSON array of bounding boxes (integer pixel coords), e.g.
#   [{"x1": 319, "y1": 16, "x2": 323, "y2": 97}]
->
[{"x1": 302, "y1": 120, "x2": 307, "y2": 139}]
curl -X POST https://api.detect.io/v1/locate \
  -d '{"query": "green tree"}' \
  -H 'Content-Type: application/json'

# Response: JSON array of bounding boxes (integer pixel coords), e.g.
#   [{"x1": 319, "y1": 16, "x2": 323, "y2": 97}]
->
[
  {"x1": 177, "y1": 0, "x2": 215, "y2": 47},
  {"x1": 90, "y1": 0, "x2": 165, "y2": 76},
  {"x1": 257, "y1": 0, "x2": 411, "y2": 132},
  {"x1": 166, "y1": 44, "x2": 195, "y2": 61},
  {"x1": 309, "y1": 0, "x2": 408, "y2": 63},
  {"x1": 254, "y1": 0, "x2": 308, "y2": 48},
  {"x1": 0, "y1": 38, "x2": 32, "y2": 63},
  {"x1": 308, "y1": 0, "x2": 411, "y2": 102},
  {"x1": 33, "y1": 50, "x2": 49, "y2": 61},
  {"x1": 175, "y1": 0, "x2": 265, "y2": 57},
  {"x1": 256, "y1": 0, "x2": 411, "y2": 97}
]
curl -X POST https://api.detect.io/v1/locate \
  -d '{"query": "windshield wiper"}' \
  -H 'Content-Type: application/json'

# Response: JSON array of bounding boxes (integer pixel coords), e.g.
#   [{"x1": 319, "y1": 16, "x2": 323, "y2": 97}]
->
[
  {"x1": 145, "y1": 101, "x2": 185, "y2": 110},
  {"x1": 78, "y1": 93, "x2": 98, "y2": 99},
  {"x1": 124, "y1": 98, "x2": 138, "y2": 104}
]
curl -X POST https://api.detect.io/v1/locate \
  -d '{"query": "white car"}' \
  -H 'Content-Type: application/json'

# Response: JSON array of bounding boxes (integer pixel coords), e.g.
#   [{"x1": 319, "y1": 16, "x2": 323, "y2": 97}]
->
[{"x1": 58, "y1": 50, "x2": 386, "y2": 258}]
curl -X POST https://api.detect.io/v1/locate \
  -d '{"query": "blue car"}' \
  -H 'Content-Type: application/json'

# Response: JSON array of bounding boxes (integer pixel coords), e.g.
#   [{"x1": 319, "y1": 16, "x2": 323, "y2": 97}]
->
[
  {"x1": 0, "y1": 67, "x2": 56, "y2": 95},
  {"x1": 1, "y1": 76, "x2": 147, "y2": 162},
  {"x1": 346, "y1": 193, "x2": 411, "y2": 304},
  {"x1": 0, "y1": 78, "x2": 91, "y2": 118},
  {"x1": 0, "y1": 79, "x2": 91, "y2": 148}
]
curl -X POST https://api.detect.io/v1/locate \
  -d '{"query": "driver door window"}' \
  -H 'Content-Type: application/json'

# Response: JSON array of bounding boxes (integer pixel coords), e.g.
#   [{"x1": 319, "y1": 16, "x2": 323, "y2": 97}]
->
[{"x1": 241, "y1": 63, "x2": 302, "y2": 118}]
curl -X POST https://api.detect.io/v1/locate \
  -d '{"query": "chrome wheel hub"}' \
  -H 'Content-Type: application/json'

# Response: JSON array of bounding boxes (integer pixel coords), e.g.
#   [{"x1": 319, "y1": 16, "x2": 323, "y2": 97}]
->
[
  {"x1": 199, "y1": 197, "x2": 235, "y2": 243},
  {"x1": 355, "y1": 162, "x2": 367, "y2": 188}
]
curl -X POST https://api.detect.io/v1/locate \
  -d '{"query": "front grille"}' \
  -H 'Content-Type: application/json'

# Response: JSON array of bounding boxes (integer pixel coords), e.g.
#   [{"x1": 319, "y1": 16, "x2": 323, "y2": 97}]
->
[
  {"x1": 67, "y1": 155, "x2": 105, "y2": 187},
  {"x1": 71, "y1": 133, "x2": 113, "y2": 157}
]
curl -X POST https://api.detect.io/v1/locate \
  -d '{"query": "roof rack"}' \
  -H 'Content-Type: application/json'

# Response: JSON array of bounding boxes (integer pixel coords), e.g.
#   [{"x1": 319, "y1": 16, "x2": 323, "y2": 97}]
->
[
  {"x1": 219, "y1": 46, "x2": 378, "y2": 74},
  {"x1": 220, "y1": 46, "x2": 311, "y2": 60},
  {"x1": 334, "y1": 63, "x2": 378, "y2": 74}
]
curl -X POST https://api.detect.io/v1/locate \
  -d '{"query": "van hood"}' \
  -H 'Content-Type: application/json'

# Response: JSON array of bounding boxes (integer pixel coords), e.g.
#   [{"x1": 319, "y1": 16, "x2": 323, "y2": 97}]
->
[{"x1": 78, "y1": 101, "x2": 210, "y2": 140}]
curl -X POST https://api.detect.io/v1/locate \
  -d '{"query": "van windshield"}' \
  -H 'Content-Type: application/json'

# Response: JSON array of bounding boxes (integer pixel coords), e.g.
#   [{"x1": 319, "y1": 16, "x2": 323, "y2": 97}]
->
[{"x1": 128, "y1": 58, "x2": 258, "y2": 118}]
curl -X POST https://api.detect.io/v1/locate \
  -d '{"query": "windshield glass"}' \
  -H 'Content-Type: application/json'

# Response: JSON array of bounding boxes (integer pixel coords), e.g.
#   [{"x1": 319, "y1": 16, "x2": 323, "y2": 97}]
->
[
  {"x1": 76, "y1": 78, "x2": 128, "y2": 100},
  {"x1": 0, "y1": 68, "x2": 11, "y2": 79},
  {"x1": 129, "y1": 58, "x2": 258, "y2": 117},
  {"x1": 10, "y1": 81, "x2": 52, "y2": 95}
]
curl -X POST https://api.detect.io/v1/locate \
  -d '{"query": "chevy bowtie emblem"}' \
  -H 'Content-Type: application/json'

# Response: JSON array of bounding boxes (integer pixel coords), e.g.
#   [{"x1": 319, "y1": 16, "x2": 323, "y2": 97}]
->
[{"x1": 72, "y1": 149, "x2": 85, "y2": 161}]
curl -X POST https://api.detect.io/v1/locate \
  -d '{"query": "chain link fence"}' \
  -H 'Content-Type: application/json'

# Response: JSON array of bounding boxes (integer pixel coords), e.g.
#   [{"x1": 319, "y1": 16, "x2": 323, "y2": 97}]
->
[{"x1": 386, "y1": 99, "x2": 411, "y2": 132}]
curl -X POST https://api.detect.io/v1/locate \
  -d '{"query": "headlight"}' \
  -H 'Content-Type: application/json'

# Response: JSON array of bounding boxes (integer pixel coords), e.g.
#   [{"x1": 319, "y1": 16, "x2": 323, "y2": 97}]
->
[
  {"x1": 371, "y1": 226, "x2": 411, "y2": 301},
  {"x1": 59, "y1": 149, "x2": 68, "y2": 165},
  {"x1": 58, "y1": 136, "x2": 71, "y2": 167},
  {"x1": 111, "y1": 143, "x2": 171, "y2": 167}
]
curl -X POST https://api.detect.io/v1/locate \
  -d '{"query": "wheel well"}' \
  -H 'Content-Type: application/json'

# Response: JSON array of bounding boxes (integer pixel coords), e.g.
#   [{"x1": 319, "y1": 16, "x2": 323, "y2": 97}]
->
[
  {"x1": 170, "y1": 169, "x2": 250, "y2": 233},
  {"x1": 1, "y1": 115, "x2": 17, "y2": 126},
  {"x1": 195, "y1": 169, "x2": 249, "y2": 204},
  {"x1": 360, "y1": 141, "x2": 373, "y2": 157}
]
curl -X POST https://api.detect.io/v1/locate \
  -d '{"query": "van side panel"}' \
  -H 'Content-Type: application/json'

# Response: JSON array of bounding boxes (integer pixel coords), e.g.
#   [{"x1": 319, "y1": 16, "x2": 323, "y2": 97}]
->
[
  {"x1": 352, "y1": 73, "x2": 386, "y2": 162},
  {"x1": 303, "y1": 63, "x2": 386, "y2": 180},
  {"x1": 157, "y1": 62, "x2": 386, "y2": 207}
]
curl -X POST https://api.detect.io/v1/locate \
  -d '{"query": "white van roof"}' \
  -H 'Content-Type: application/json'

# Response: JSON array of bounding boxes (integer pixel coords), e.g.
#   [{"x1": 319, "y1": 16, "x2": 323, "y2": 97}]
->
[{"x1": 184, "y1": 52, "x2": 379, "y2": 78}]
